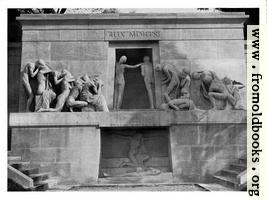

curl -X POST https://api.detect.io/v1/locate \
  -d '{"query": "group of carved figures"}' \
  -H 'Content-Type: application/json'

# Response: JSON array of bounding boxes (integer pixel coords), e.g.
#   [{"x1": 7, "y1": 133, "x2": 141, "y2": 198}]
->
[
  {"x1": 114, "y1": 55, "x2": 245, "y2": 111},
  {"x1": 22, "y1": 57, "x2": 245, "y2": 112},
  {"x1": 22, "y1": 59, "x2": 109, "y2": 112}
]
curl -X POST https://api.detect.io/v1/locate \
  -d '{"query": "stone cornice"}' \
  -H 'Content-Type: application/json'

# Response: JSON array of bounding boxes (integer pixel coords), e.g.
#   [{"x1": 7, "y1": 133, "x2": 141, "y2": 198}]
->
[
  {"x1": 17, "y1": 12, "x2": 249, "y2": 28},
  {"x1": 9, "y1": 110, "x2": 247, "y2": 128}
]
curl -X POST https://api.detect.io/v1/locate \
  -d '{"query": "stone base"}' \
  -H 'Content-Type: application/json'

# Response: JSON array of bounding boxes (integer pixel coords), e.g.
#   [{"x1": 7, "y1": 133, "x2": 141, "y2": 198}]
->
[{"x1": 9, "y1": 110, "x2": 246, "y2": 184}]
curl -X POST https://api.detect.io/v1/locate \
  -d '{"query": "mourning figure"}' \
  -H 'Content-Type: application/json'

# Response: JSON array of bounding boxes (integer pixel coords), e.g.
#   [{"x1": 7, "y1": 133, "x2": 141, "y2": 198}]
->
[
  {"x1": 21, "y1": 62, "x2": 39, "y2": 111},
  {"x1": 65, "y1": 79, "x2": 88, "y2": 112},
  {"x1": 222, "y1": 76, "x2": 246, "y2": 110},
  {"x1": 34, "y1": 59, "x2": 57, "y2": 112},
  {"x1": 192, "y1": 70, "x2": 238, "y2": 110},
  {"x1": 79, "y1": 74, "x2": 109, "y2": 112},
  {"x1": 38, "y1": 69, "x2": 75, "y2": 112},
  {"x1": 155, "y1": 63, "x2": 191, "y2": 103}
]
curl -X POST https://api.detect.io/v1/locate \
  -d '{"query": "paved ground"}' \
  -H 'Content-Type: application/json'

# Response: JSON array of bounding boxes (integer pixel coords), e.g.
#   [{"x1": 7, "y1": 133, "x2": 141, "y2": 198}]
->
[{"x1": 68, "y1": 184, "x2": 207, "y2": 191}]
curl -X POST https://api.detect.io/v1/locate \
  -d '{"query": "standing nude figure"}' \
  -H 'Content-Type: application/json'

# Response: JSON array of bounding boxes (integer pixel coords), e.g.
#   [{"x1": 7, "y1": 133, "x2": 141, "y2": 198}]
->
[
  {"x1": 21, "y1": 62, "x2": 39, "y2": 111},
  {"x1": 114, "y1": 56, "x2": 141, "y2": 109},
  {"x1": 139, "y1": 56, "x2": 155, "y2": 109}
]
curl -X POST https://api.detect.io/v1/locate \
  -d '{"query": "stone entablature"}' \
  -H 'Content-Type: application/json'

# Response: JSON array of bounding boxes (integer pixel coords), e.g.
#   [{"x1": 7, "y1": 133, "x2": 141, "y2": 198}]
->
[{"x1": 9, "y1": 110, "x2": 246, "y2": 128}]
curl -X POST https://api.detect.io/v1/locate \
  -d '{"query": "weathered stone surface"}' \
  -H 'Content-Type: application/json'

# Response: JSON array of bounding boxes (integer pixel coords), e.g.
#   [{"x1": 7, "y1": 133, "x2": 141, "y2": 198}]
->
[
  {"x1": 214, "y1": 146, "x2": 239, "y2": 160},
  {"x1": 9, "y1": 111, "x2": 247, "y2": 127},
  {"x1": 40, "y1": 128, "x2": 68, "y2": 148},
  {"x1": 50, "y1": 42, "x2": 108, "y2": 61},
  {"x1": 11, "y1": 128, "x2": 41, "y2": 148},
  {"x1": 11, "y1": 126, "x2": 101, "y2": 183},
  {"x1": 191, "y1": 59, "x2": 246, "y2": 84},
  {"x1": 159, "y1": 40, "x2": 245, "y2": 60},
  {"x1": 169, "y1": 125, "x2": 199, "y2": 145},
  {"x1": 28, "y1": 149, "x2": 57, "y2": 162},
  {"x1": 17, "y1": 13, "x2": 249, "y2": 31},
  {"x1": 161, "y1": 28, "x2": 244, "y2": 40},
  {"x1": 190, "y1": 146, "x2": 215, "y2": 161},
  {"x1": 49, "y1": 60, "x2": 107, "y2": 78},
  {"x1": 38, "y1": 30, "x2": 60, "y2": 41},
  {"x1": 22, "y1": 31, "x2": 39, "y2": 41},
  {"x1": 21, "y1": 42, "x2": 50, "y2": 63},
  {"x1": 61, "y1": 30, "x2": 104, "y2": 41}
]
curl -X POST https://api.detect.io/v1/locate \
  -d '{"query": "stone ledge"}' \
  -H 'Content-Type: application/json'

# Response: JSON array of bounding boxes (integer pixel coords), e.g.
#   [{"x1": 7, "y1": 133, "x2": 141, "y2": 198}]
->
[
  {"x1": 17, "y1": 13, "x2": 249, "y2": 27},
  {"x1": 9, "y1": 110, "x2": 247, "y2": 128}
]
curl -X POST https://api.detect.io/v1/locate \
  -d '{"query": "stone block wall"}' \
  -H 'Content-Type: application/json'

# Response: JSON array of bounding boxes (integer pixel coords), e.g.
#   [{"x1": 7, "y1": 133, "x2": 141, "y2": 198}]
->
[
  {"x1": 170, "y1": 123, "x2": 246, "y2": 182},
  {"x1": 11, "y1": 126, "x2": 101, "y2": 184},
  {"x1": 9, "y1": 111, "x2": 246, "y2": 184}
]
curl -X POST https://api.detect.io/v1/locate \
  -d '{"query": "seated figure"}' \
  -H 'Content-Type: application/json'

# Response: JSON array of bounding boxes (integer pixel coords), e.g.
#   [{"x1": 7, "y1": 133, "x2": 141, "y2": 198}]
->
[
  {"x1": 192, "y1": 70, "x2": 232, "y2": 110},
  {"x1": 155, "y1": 63, "x2": 191, "y2": 103},
  {"x1": 65, "y1": 79, "x2": 88, "y2": 112},
  {"x1": 222, "y1": 76, "x2": 246, "y2": 110},
  {"x1": 79, "y1": 74, "x2": 109, "y2": 112},
  {"x1": 159, "y1": 94, "x2": 197, "y2": 111}
]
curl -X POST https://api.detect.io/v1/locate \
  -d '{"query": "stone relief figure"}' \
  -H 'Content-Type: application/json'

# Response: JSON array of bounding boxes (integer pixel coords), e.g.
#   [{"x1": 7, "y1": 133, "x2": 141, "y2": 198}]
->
[
  {"x1": 65, "y1": 79, "x2": 88, "y2": 112},
  {"x1": 192, "y1": 70, "x2": 237, "y2": 110},
  {"x1": 138, "y1": 56, "x2": 155, "y2": 109},
  {"x1": 21, "y1": 62, "x2": 39, "y2": 111},
  {"x1": 222, "y1": 77, "x2": 246, "y2": 110},
  {"x1": 79, "y1": 74, "x2": 109, "y2": 112},
  {"x1": 34, "y1": 59, "x2": 57, "y2": 112},
  {"x1": 120, "y1": 134, "x2": 150, "y2": 169},
  {"x1": 114, "y1": 55, "x2": 142, "y2": 109},
  {"x1": 155, "y1": 63, "x2": 191, "y2": 103},
  {"x1": 38, "y1": 69, "x2": 75, "y2": 112},
  {"x1": 159, "y1": 94, "x2": 197, "y2": 111},
  {"x1": 102, "y1": 133, "x2": 161, "y2": 178}
]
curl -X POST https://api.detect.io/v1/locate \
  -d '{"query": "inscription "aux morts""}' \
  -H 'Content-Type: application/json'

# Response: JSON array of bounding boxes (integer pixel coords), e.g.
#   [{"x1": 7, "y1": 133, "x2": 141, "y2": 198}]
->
[{"x1": 105, "y1": 30, "x2": 160, "y2": 41}]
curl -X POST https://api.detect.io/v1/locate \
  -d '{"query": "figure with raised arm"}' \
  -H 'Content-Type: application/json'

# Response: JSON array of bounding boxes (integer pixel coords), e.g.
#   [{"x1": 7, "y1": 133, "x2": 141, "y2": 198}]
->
[
  {"x1": 114, "y1": 55, "x2": 142, "y2": 109},
  {"x1": 21, "y1": 62, "x2": 39, "y2": 111}
]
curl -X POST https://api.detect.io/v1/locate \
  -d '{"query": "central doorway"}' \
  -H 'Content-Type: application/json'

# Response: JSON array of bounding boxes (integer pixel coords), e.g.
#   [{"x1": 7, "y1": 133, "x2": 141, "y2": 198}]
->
[{"x1": 115, "y1": 48, "x2": 153, "y2": 109}]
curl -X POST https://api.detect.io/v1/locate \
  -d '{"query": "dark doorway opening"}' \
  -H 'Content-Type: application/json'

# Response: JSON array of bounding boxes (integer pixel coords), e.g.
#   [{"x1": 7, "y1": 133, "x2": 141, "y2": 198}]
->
[
  {"x1": 115, "y1": 48, "x2": 153, "y2": 109},
  {"x1": 99, "y1": 127, "x2": 172, "y2": 178}
]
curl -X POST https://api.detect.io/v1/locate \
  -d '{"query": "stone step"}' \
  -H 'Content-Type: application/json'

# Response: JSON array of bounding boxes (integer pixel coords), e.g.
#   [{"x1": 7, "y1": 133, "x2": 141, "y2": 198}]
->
[
  {"x1": 98, "y1": 172, "x2": 173, "y2": 185},
  {"x1": 33, "y1": 183, "x2": 49, "y2": 191},
  {"x1": 38, "y1": 177, "x2": 58, "y2": 188},
  {"x1": 101, "y1": 166, "x2": 170, "y2": 177},
  {"x1": 29, "y1": 173, "x2": 50, "y2": 184},
  {"x1": 229, "y1": 163, "x2": 246, "y2": 171},
  {"x1": 220, "y1": 169, "x2": 240, "y2": 177},
  {"x1": 197, "y1": 183, "x2": 235, "y2": 191},
  {"x1": 21, "y1": 168, "x2": 40, "y2": 176},
  {"x1": 10, "y1": 162, "x2": 30, "y2": 170},
  {"x1": 8, "y1": 156, "x2": 21, "y2": 162},
  {"x1": 213, "y1": 175, "x2": 238, "y2": 188}
]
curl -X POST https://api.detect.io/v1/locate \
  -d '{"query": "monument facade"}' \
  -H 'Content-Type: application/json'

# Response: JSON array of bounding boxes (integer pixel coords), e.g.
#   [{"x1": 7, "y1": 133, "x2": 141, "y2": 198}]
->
[{"x1": 9, "y1": 12, "x2": 248, "y2": 190}]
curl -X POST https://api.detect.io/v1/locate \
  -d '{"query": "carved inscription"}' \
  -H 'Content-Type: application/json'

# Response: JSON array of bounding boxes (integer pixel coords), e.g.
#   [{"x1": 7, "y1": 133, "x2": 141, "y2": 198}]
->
[{"x1": 105, "y1": 30, "x2": 161, "y2": 41}]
